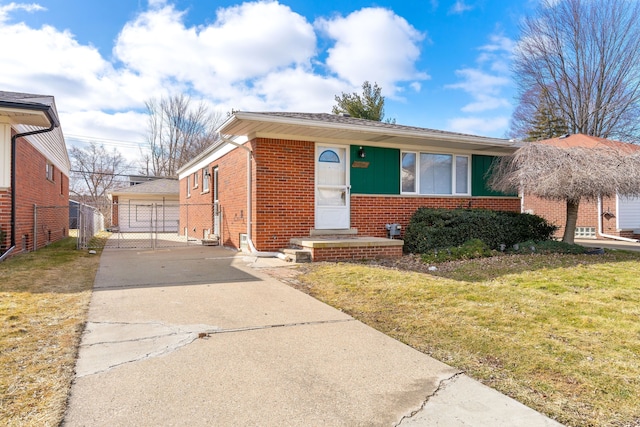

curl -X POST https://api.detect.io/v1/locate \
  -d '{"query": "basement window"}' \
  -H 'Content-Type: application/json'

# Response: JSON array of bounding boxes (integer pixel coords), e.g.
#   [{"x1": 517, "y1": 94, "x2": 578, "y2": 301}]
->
[{"x1": 574, "y1": 227, "x2": 596, "y2": 239}]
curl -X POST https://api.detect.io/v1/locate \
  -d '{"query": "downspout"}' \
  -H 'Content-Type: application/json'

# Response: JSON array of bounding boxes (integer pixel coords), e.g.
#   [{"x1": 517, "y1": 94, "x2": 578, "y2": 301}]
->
[
  {"x1": 9, "y1": 121, "x2": 57, "y2": 253},
  {"x1": 216, "y1": 133, "x2": 282, "y2": 258},
  {"x1": 597, "y1": 197, "x2": 639, "y2": 243}
]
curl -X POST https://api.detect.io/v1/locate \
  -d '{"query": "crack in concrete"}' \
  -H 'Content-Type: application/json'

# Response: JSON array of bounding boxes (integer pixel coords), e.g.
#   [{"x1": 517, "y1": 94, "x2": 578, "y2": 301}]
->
[
  {"x1": 394, "y1": 371, "x2": 465, "y2": 426},
  {"x1": 75, "y1": 318, "x2": 355, "y2": 378},
  {"x1": 197, "y1": 318, "x2": 356, "y2": 337},
  {"x1": 80, "y1": 333, "x2": 199, "y2": 378}
]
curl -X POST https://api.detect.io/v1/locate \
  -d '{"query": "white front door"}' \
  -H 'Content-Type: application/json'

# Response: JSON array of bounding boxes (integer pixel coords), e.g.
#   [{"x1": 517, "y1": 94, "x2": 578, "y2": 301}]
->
[{"x1": 315, "y1": 144, "x2": 350, "y2": 229}]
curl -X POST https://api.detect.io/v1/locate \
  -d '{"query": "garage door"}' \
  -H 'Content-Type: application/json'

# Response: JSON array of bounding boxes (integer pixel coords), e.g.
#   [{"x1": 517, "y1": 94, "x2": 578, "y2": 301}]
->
[{"x1": 618, "y1": 196, "x2": 640, "y2": 230}]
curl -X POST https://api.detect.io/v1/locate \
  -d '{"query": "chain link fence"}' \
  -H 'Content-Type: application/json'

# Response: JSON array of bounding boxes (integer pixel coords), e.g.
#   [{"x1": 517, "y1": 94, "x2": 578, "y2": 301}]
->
[
  {"x1": 100, "y1": 202, "x2": 218, "y2": 249},
  {"x1": 35, "y1": 202, "x2": 219, "y2": 250}
]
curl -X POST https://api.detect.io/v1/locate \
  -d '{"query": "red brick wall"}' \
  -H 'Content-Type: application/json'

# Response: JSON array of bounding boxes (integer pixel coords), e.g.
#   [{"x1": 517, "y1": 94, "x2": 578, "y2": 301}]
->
[
  {"x1": 524, "y1": 194, "x2": 620, "y2": 239},
  {"x1": 253, "y1": 138, "x2": 315, "y2": 251},
  {"x1": 351, "y1": 195, "x2": 521, "y2": 238},
  {"x1": 180, "y1": 144, "x2": 250, "y2": 248},
  {"x1": 310, "y1": 245, "x2": 403, "y2": 261},
  {"x1": 180, "y1": 167, "x2": 214, "y2": 241},
  {"x1": 4, "y1": 134, "x2": 69, "y2": 253}
]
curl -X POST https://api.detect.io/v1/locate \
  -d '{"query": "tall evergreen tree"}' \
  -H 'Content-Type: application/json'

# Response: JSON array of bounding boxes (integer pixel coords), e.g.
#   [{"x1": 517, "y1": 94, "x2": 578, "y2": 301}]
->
[{"x1": 525, "y1": 93, "x2": 569, "y2": 141}]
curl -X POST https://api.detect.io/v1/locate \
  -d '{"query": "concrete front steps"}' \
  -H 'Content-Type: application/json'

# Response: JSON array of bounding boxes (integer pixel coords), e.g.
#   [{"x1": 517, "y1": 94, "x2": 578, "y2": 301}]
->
[{"x1": 281, "y1": 234, "x2": 404, "y2": 262}]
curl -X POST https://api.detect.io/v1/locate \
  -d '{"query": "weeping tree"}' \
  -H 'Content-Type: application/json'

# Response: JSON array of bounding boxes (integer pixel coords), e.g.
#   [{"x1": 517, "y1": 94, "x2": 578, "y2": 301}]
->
[{"x1": 489, "y1": 143, "x2": 640, "y2": 244}]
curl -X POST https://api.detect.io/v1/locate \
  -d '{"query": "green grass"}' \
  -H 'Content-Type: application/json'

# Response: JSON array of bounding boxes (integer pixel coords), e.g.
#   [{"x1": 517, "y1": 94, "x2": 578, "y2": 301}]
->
[
  {"x1": 298, "y1": 251, "x2": 640, "y2": 427},
  {"x1": 0, "y1": 237, "x2": 102, "y2": 427}
]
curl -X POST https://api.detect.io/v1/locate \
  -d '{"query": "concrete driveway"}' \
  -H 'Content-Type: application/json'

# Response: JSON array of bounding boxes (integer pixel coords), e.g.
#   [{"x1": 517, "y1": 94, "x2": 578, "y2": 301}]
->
[{"x1": 63, "y1": 246, "x2": 562, "y2": 426}]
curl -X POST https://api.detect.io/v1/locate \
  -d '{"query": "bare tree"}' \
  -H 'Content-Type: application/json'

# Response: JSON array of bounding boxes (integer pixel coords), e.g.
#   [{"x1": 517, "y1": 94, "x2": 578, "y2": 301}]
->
[
  {"x1": 69, "y1": 142, "x2": 131, "y2": 221},
  {"x1": 489, "y1": 143, "x2": 640, "y2": 243},
  {"x1": 144, "y1": 94, "x2": 223, "y2": 177},
  {"x1": 512, "y1": 0, "x2": 640, "y2": 142}
]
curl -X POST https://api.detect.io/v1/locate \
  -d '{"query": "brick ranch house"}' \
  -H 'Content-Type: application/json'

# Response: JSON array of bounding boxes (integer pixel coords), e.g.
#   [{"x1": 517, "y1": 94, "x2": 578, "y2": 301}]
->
[
  {"x1": 522, "y1": 134, "x2": 640, "y2": 242},
  {"x1": 177, "y1": 112, "x2": 520, "y2": 260},
  {"x1": 0, "y1": 91, "x2": 70, "y2": 259}
]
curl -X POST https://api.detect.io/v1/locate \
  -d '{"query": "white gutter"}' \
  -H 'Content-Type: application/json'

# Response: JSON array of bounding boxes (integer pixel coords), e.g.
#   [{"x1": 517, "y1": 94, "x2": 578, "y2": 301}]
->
[
  {"x1": 0, "y1": 246, "x2": 15, "y2": 262},
  {"x1": 216, "y1": 133, "x2": 281, "y2": 258},
  {"x1": 597, "y1": 197, "x2": 639, "y2": 242}
]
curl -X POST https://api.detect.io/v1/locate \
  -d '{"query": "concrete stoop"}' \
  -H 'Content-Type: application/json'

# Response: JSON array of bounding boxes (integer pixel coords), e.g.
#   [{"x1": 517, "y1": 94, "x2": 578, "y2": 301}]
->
[{"x1": 279, "y1": 248, "x2": 312, "y2": 263}]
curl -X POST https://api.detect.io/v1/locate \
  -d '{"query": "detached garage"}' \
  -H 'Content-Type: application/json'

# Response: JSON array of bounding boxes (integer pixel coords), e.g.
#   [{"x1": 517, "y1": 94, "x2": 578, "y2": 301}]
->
[{"x1": 109, "y1": 179, "x2": 179, "y2": 233}]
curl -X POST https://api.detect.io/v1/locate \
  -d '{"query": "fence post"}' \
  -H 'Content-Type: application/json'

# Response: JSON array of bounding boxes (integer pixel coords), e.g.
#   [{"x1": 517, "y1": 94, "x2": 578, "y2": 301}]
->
[{"x1": 151, "y1": 203, "x2": 156, "y2": 250}]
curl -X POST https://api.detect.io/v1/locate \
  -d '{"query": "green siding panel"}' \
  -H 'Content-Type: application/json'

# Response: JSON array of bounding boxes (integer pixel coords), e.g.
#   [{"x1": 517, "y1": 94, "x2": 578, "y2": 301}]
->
[
  {"x1": 472, "y1": 155, "x2": 515, "y2": 197},
  {"x1": 350, "y1": 146, "x2": 400, "y2": 194}
]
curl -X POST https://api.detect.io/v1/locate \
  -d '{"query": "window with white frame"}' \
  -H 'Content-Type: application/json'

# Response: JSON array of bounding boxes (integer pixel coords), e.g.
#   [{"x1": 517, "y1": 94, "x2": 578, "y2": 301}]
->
[
  {"x1": 202, "y1": 167, "x2": 209, "y2": 192},
  {"x1": 46, "y1": 162, "x2": 54, "y2": 181},
  {"x1": 193, "y1": 171, "x2": 198, "y2": 188},
  {"x1": 401, "y1": 151, "x2": 470, "y2": 195},
  {"x1": 186, "y1": 175, "x2": 191, "y2": 197}
]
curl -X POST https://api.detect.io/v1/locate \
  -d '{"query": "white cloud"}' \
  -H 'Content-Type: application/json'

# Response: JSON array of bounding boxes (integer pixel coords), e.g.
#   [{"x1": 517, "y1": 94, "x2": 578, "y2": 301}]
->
[
  {"x1": 316, "y1": 7, "x2": 428, "y2": 96},
  {"x1": 0, "y1": 2, "x2": 45, "y2": 22},
  {"x1": 445, "y1": 32, "x2": 514, "y2": 135},
  {"x1": 447, "y1": 116, "x2": 509, "y2": 135},
  {"x1": 447, "y1": 68, "x2": 510, "y2": 112},
  {"x1": 449, "y1": 0, "x2": 473, "y2": 15},
  {"x1": 0, "y1": 1, "x2": 432, "y2": 158},
  {"x1": 114, "y1": 1, "x2": 317, "y2": 87}
]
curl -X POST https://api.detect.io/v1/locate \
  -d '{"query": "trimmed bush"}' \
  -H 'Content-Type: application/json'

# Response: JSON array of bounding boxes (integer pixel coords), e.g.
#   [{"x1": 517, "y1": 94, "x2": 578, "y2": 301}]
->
[{"x1": 404, "y1": 208, "x2": 557, "y2": 253}]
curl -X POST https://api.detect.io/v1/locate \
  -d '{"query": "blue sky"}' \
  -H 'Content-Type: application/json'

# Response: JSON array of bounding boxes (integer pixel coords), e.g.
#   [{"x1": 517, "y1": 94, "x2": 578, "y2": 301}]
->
[{"x1": 0, "y1": 0, "x2": 536, "y2": 159}]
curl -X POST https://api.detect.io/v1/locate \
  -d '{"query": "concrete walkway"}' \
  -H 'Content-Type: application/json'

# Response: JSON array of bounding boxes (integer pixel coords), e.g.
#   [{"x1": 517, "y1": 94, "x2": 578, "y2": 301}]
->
[
  {"x1": 63, "y1": 246, "x2": 562, "y2": 426},
  {"x1": 575, "y1": 238, "x2": 640, "y2": 252}
]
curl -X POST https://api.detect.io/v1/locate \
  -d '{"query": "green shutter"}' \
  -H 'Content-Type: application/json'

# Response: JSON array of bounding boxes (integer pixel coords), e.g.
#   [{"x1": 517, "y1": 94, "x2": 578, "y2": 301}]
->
[
  {"x1": 472, "y1": 155, "x2": 516, "y2": 197},
  {"x1": 350, "y1": 146, "x2": 400, "y2": 194}
]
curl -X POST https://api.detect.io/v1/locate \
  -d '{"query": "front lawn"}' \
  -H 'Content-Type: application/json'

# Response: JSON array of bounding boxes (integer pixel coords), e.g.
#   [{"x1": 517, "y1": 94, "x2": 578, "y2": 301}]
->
[
  {"x1": 296, "y1": 251, "x2": 640, "y2": 427},
  {"x1": 0, "y1": 237, "x2": 103, "y2": 427}
]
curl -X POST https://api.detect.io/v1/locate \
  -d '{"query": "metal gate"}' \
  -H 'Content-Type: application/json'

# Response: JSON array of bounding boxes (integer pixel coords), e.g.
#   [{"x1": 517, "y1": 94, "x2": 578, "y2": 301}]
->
[{"x1": 83, "y1": 202, "x2": 218, "y2": 250}]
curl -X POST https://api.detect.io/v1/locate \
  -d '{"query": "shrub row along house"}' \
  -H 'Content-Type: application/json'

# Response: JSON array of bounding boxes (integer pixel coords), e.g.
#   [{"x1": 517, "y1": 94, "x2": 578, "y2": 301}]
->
[
  {"x1": 177, "y1": 112, "x2": 519, "y2": 260},
  {"x1": 0, "y1": 91, "x2": 69, "y2": 259}
]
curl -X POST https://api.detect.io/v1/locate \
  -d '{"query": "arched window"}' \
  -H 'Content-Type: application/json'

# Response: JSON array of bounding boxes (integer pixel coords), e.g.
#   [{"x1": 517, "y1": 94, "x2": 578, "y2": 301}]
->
[{"x1": 318, "y1": 149, "x2": 340, "y2": 163}]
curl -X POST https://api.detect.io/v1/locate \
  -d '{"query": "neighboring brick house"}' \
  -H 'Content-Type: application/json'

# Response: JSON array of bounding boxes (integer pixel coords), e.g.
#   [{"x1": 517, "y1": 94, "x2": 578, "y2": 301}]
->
[
  {"x1": 522, "y1": 134, "x2": 640, "y2": 241},
  {"x1": 109, "y1": 178, "x2": 179, "y2": 232},
  {"x1": 0, "y1": 91, "x2": 70, "y2": 259},
  {"x1": 177, "y1": 112, "x2": 519, "y2": 255}
]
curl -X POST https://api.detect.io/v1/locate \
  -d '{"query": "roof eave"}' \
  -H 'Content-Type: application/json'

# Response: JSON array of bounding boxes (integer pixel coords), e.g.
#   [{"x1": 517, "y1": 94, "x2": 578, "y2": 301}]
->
[
  {"x1": 0, "y1": 100, "x2": 60, "y2": 128},
  {"x1": 219, "y1": 112, "x2": 514, "y2": 149}
]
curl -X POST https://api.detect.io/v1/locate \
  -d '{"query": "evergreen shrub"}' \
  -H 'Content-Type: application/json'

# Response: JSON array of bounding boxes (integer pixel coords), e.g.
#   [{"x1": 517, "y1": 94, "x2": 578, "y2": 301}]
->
[{"x1": 404, "y1": 208, "x2": 557, "y2": 253}]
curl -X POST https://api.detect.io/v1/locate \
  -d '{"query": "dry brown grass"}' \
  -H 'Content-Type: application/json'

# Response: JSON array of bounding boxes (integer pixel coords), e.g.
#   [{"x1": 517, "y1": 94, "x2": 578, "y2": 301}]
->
[
  {"x1": 296, "y1": 251, "x2": 640, "y2": 427},
  {"x1": 0, "y1": 237, "x2": 101, "y2": 427}
]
